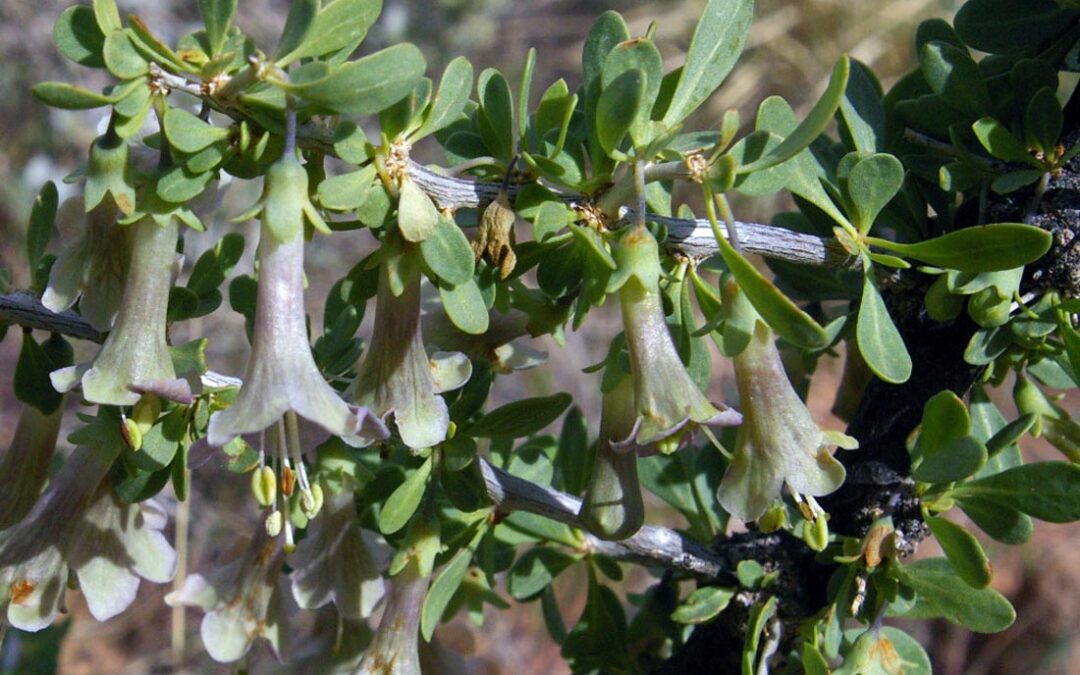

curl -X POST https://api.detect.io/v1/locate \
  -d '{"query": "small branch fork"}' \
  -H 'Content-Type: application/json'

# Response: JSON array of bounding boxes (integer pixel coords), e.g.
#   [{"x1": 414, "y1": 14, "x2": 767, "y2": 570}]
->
[
  {"x1": 146, "y1": 64, "x2": 856, "y2": 270},
  {"x1": 0, "y1": 292, "x2": 733, "y2": 580}
]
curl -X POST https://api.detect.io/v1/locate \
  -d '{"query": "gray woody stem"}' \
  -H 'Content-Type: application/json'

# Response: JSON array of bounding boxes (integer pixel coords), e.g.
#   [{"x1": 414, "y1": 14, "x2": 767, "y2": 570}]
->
[
  {"x1": 0, "y1": 291, "x2": 731, "y2": 580},
  {"x1": 148, "y1": 64, "x2": 855, "y2": 270}
]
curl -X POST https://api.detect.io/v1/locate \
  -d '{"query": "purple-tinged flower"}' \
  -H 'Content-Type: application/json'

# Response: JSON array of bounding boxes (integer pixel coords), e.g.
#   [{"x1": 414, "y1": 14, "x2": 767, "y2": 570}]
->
[
  {"x1": 51, "y1": 214, "x2": 188, "y2": 406},
  {"x1": 208, "y1": 155, "x2": 387, "y2": 450},
  {"x1": 349, "y1": 234, "x2": 471, "y2": 450},
  {"x1": 579, "y1": 375, "x2": 645, "y2": 540},
  {"x1": 610, "y1": 227, "x2": 741, "y2": 453},
  {"x1": 0, "y1": 438, "x2": 176, "y2": 631},
  {"x1": 41, "y1": 198, "x2": 131, "y2": 333},
  {"x1": 717, "y1": 320, "x2": 852, "y2": 522},
  {"x1": 165, "y1": 528, "x2": 290, "y2": 663},
  {"x1": 0, "y1": 403, "x2": 64, "y2": 530},
  {"x1": 290, "y1": 487, "x2": 388, "y2": 620},
  {"x1": 355, "y1": 558, "x2": 428, "y2": 675}
]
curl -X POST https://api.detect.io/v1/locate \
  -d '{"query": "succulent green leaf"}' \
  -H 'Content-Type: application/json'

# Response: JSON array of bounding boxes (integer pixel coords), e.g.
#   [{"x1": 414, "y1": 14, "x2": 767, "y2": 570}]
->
[
  {"x1": 950, "y1": 462, "x2": 1080, "y2": 523},
  {"x1": 163, "y1": 107, "x2": 230, "y2": 154},
  {"x1": 198, "y1": 0, "x2": 238, "y2": 56},
  {"x1": 867, "y1": 223, "x2": 1051, "y2": 273},
  {"x1": 277, "y1": 43, "x2": 426, "y2": 116},
  {"x1": 671, "y1": 586, "x2": 735, "y2": 625},
  {"x1": 954, "y1": 0, "x2": 1079, "y2": 54},
  {"x1": 276, "y1": 0, "x2": 382, "y2": 64},
  {"x1": 926, "y1": 516, "x2": 992, "y2": 588},
  {"x1": 103, "y1": 30, "x2": 148, "y2": 79},
  {"x1": 54, "y1": 5, "x2": 107, "y2": 67},
  {"x1": 601, "y1": 38, "x2": 663, "y2": 146},
  {"x1": 894, "y1": 558, "x2": 1015, "y2": 633},
  {"x1": 846, "y1": 153, "x2": 903, "y2": 234},
  {"x1": 420, "y1": 214, "x2": 475, "y2": 286},
  {"x1": 378, "y1": 456, "x2": 432, "y2": 535},
  {"x1": 838, "y1": 59, "x2": 885, "y2": 153},
  {"x1": 421, "y1": 539, "x2": 475, "y2": 640},
  {"x1": 972, "y1": 117, "x2": 1036, "y2": 164},
  {"x1": 397, "y1": 177, "x2": 439, "y2": 243},
  {"x1": 438, "y1": 278, "x2": 489, "y2": 335},
  {"x1": 32, "y1": 82, "x2": 117, "y2": 110},
  {"x1": 92, "y1": 0, "x2": 122, "y2": 32},
  {"x1": 857, "y1": 274, "x2": 912, "y2": 383},
  {"x1": 413, "y1": 56, "x2": 474, "y2": 140},
  {"x1": 477, "y1": 68, "x2": 515, "y2": 162},
  {"x1": 27, "y1": 182, "x2": 58, "y2": 273},
  {"x1": 738, "y1": 56, "x2": 850, "y2": 174},
  {"x1": 316, "y1": 165, "x2": 375, "y2": 212},
  {"x1": 273, "y1": 0, "x2": 318, "y2": 62},
  {"x1": 919, "y1": 41, "x2": 991, "y2": 117},
  {"x1": 509, "y1": 547, "x2": 577, "y2": 600},
  {"x1": 956, "y1": 497, "x2": 1033, "y2": 545},
  {"x1": 661, "y1": 0, "x2": 754, "y2": 127},
  {"x1": 1025, "y1": 86, "x2": 1063, "y2": 154},
  {"x1": 468, "y1": 393, "x2": 573, "y2": 439}
]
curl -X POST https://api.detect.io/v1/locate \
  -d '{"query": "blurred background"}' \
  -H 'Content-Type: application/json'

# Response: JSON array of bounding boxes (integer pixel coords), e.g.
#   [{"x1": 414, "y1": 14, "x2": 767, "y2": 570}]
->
[{"x1": 1, "y1": 1, "x2": 1078, "y2": 673}]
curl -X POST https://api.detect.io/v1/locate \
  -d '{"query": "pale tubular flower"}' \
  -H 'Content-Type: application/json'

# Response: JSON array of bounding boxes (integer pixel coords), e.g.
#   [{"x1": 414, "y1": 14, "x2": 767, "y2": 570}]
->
[
  {"x1": 579, "y1": 375, "x2": 645, "y2": 540},
  {"x1": 355, "y1": 558, "x2": 428, "y2": 675},
  {"x1": 207, "y1": 154, "x2": 388, "y2": 450},
  {"x1": 612, "y1": 226, "x2": 742, "y2": 452},
  {"x1": 717, "y1": 320, "x2": 851, "y2": 522},
  {"x1": 51, "y1": 215, "x2": 187, "y2": 406},
  {"x1": 0, "y1": 441, "x2": 177, "y2": 631},
  {"x1": 290, "y1": 487, "x2": 388, "y2": 620},
  {"x1": 349, "y1": 235, "x2": 471, "y2": 450},
  {"x1": 41, "y1": 198, "x2": 131, "y2": 333},
  {"x1": 0, "y1": 403, "x2": 64, "y2": 530},
  {"x1": 165, "y1": 528, "x2": 289, "y2": 663}
]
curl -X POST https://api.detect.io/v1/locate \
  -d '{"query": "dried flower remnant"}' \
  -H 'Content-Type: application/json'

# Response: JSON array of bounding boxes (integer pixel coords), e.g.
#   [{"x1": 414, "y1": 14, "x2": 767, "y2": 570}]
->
[
  {"x1": 355, "y1": 558, "x2": 428, "y2": 675},
  {"x1": 0, "y1": 432, "x2": 176, "y2": 631},
  {"x1": 166, "y1": 528, "x2": 289, "y2": 663},
  {"x1": 473, "y1": 190, "x2": 518, "y2": 279},
  {"x1": 349, "y1": 233, "x2": 471, "y2": 450},
  {"x1": 717, "y1": 320, "x2": 853, "y2": 522},
  {"x1": 611, "y1": 226, "x2": 742, "y2": 453}
]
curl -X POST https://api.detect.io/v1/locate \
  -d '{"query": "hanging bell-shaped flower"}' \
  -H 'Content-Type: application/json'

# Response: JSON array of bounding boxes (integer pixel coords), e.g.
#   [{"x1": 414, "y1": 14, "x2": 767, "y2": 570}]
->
[
  {"x1": 41, "y1": 197, "x2": 131, "y2": 332},
  {"x1": 207, "y1": 153, "x2": 387, "y2": 449},
  {"x1": 579, "y1": 374, "x2": 645, "y2": 540},
  {"x1": 610, "y1": 226, "x2": 741, "y2": 453},
  {"x1": 83, "y1": 129, "x2": 137, "y2": 216},
  {"x1": 348, "y1": 232, "x2": 471, "y2": 450},
  {"x1": 355, "y1": 558, "x2": 428, "y2": 675},
  {"x1": 0, "y1": 403, "x2": 64, "y2": 530},
  {"x1": 290, "y1": 486, "x2": 388, "y2": 620},
  {"x1": 166, "y1": 527, "x2": 289, "y2": 663},
  {"x1": 0, "y1": 436, "x2": 176, "y2": 631},
  {"x1": 717, "y1": 320, "x2": 852, "y2": 522},
  {"x1": 51, "y1": 212, "x2": 186, "y2": 406}
]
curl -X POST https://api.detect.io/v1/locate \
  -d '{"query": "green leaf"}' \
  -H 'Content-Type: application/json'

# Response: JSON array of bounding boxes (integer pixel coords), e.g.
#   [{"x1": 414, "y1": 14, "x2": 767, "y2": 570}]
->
[
  {"x1": 894, "y1": 558, "x2": 1014, "y2": 633},
  {"x1": 868, "y1": 224, "x2": 1052, "y2": 273},
  {"x1": 950, "y1": 462, "x2": 1080, "y2": 523},
  {"x1": 378, "y1": 456, "x2": 432, "y2": 535},
  {"x1": 915, "y1": 436, "x2": 987, "y2": 483},
  {"x1": 838, "y1": 59, "x2": 884, "y2": 153},
  {"x1": 956, "y1": 496, "x2": 1033, "y2": 545},
  {"x1": 187, "y1": 232, "x2": 244, "y2": 297},
  {"x1": 92, "y1": 0, "x2": 122, "y2": 32},
  {"x1": 469, "y1": 393, "x2": 573, "y2": 439},
  {"x1": 857, "y1": 274, "x2": 912, "y2": 383},
  {"x1": 671, "y1": 586, "x2": 735, "y2": 624},
  {"x1": 103, "y1": 30, "x2": 148, "y2": 79},
  {"x1": 15, "y1": 333, "x2": 69, "y2": 414},
  {"x1": 276, "y1": 0, "x2": 382, "y2": 64},
  {"x1": 918, "y1": 390, "x2": 969, "y2": 450},
  {"x1": 477, "y1": 68, "x2": 515, "y2": 162},
  {"x1": 1025, "y1": 86, "x2": 1063, "y2": 154},
  {"x1": 846, "y1": 153, "x2": 903, "y2": 234},
  {"x1": 163, "y1": 107, "x2": 230, "y2": 154},
  {"x1": 738, "y1": 56, "x2": 850, "y2": 174},
  {"x1": 316, "y1": 165, "x2": 375, "y2": 211},
  {"x1": 397, "y1": 177, "x2": 439, "y2": 243},
  {"x1": 554, "y1": 407, "x2": 591, "y2": 496},
  {"x1": 413, "y1": 56, "x2": 473, "y2": 140},
  {"x1": 54, "y1": 5, "x2": 106, "y2": 67},
  {"x1": 601, "y1": 38, "x2": 663, "y2": 146},
  {"x1": 508, "y1": 547, "x2": 577, "y2": 600},
  {"x1": 32, "y1": 81, "x2": 117, "y2": 110},
  {"x1": 27, "y1": 181, "x2": 58, "y2": 272},
  {"x1": 420, "y1": 214, "x2": 475, "y2": 286},
  {"x1": 198, "y1": 0, "x2": 238, "y2": 56},
  {"x1": 662, "y1": 0, "x2": 754, "y2": 127},
  {"x1": 273, "y1": 0, "x2": 318, "y2": 62},
  {"x1": 596, "y1": 69, "x2": 645, "y2": 157},
  {"x1": 277, "y1": 43, "x2": 426, "y2": 116},
  {"x1": 972, "y1": 117, "x2": 1034, "y2": 164},
  {"x1": 926, "y1": 516, "x2": 992, "y2": 588},
  {"x1": 954, "y1": 0, "x2": 1079, "y2": 54},
  {"x1": 919, "y1": 41, "x2": 990, "y2": 117},
  {"x1": 421, "y1": 543, "x2": 474, "y2": 640},
  {"x1": 712, "y1": 233, "x2": 828, "y2": 350},
  {"x1": 438, "y1": 278, "x2": 489, "y2": 335}
]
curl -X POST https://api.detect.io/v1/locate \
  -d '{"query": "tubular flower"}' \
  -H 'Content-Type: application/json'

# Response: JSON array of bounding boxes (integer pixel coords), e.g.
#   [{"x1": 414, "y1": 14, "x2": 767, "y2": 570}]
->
[
  {"x1": 579, "y1": 374, "x2": 645, "y2": 540},
  {"x1": 290, "y1": 486, "x2": 388, "y2": 620},
  {"x1": 349, "y1": 233, "x2": 471, "y2": 450},
  {"x1": 0, "y1": 438, "x2": 176, "y2": 631},
  {"x1": 0, "y1": 403, "x2": 64, "y2": 530},
  {"x1": 166, "y1": 528, "x2": 289, "y2": 663},
  {"x1": 51, "y1": 214, "x2": 186, "y2": 406},
  {"x1": 611, "y1": 226, "x2": 742, "y2": 453},
  {"x1": 355, "y1": 558, "x2": 428, "y2": 675},
  {"x1": 83, "y1": 130, "x2": 137, "y2": 216},
  {"x1": 207, "y1": 154, "x2": 388, "y2": 450},
  {"x1": 717, "y1": 320, "x2": 852, "y2": 522},
  {"x1": 41, "y1": 198, "x2": 131, "y2": 333}
]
